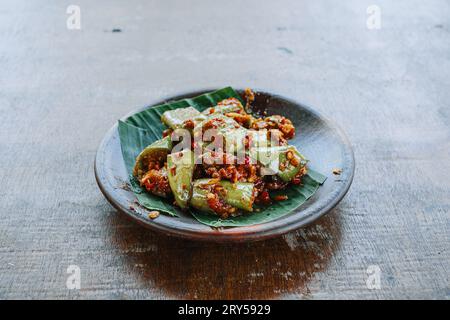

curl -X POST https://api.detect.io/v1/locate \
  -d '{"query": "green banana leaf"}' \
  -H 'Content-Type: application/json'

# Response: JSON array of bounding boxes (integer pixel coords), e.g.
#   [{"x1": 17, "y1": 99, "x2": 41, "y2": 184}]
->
[{"x1": 118, "y1": 87, "x2": 326, "y2": 226}]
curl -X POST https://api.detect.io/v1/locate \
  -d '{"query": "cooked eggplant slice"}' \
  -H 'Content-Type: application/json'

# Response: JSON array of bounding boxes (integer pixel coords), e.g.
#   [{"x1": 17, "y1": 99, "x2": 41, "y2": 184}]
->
[
  {"x1": 277, "y1": 146, "x2": 307, "y2": 182},
  {"x1": 220, "y1": 180, "x2": 254, "y2": 211},
  {"x1": 161, "y1": 106, "x2": 203, "y2": 129},
  {"x1": 167, "y1": 150, "x2": 194, "y2": 209},
  {"x1": 202, "y1": 98, "x2": 244, "y2": 115},
  {"x1": 251, "y1": 145, "x2": 307, "y2": 182},
  {"x1": 194, "y1": 114, "x2": 247, "y2": 153},
  {"x1": 190, "y1": 179, "x2": 254, "y2": 217},
  {"x1": 133, "y1": 136, "x2": 172, "y2": 180}
]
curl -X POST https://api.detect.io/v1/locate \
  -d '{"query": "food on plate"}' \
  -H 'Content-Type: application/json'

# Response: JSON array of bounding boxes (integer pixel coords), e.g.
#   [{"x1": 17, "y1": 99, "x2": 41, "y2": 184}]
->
[{"x1": 132, "y1": 90, "x2": 310, "y2": 219}]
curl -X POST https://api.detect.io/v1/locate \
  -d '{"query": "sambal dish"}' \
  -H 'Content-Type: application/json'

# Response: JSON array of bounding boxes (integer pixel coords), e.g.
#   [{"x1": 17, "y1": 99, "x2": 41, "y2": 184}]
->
[{"x1": 132, "y1": 90, "x2": 309, "y2": 219}]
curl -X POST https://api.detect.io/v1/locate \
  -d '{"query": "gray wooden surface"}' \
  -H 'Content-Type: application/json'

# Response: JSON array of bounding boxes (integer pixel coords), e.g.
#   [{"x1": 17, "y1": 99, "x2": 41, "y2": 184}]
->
[{"x1": 0, "y1": 0, "x2": 449, "y2": 299}]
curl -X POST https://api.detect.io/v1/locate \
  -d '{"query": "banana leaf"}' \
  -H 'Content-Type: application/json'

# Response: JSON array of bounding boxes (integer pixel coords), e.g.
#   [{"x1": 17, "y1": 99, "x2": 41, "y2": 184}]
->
[{"x1": 118, "y1": 87, "x2": 326, "y2": 226}]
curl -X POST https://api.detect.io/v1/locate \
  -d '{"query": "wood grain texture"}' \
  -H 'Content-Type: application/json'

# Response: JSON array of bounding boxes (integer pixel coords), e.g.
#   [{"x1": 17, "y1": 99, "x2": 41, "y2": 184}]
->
[{"x1": 0, "y1": 0, "x2": 449, "y2": 299}]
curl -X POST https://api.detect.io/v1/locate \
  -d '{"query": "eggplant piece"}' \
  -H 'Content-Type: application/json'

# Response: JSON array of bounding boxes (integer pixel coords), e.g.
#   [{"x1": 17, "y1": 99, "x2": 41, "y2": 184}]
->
[
  {"x1": 161, "y1": 106, "x2": 203, "y2": 129},
  {"x1": 247, "y1": 129, "x2": 269, "y2": 149},
  {"x1": 167, "y1": 150, "x2": 194, "y2": 209},
  {"x1": 194, "y1": 114, "x2": 247, "y2": 153},
  {"x1": 250, "y1": 146, "x2": 286, "y2": 172},
  {"x1": 190, "y1": 179, "x2": 254, "y2": 213},
  {"x1": 277, "y1": 147, "x2": 307, "y2": 182},
  {"x1": 190, "y1": 180, "x2": 213, "y2": 213},
  {"x1": 251, "y1": 145, "x2": 307, "y2": 182},
  {"x1": 133, "y1": 136, "x2": 172, "y2": 180},
  {"x1": 220, "y1": 180, "x2": 254, "y2": 211},
  {"x1": 202, "y1": 98, "x2": 244, "y2": 115}
]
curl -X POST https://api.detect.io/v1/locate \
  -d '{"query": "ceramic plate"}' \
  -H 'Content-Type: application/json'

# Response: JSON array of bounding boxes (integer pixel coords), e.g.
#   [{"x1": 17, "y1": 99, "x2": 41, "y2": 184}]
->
[{"x1": 95, "y1": 89, "x2": 354, "y2": 242}]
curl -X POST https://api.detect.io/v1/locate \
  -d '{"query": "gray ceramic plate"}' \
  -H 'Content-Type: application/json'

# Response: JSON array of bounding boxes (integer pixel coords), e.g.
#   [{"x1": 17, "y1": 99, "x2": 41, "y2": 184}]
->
[{"x1": 95, "y1": 89, "x2": 354, "y2": 242}]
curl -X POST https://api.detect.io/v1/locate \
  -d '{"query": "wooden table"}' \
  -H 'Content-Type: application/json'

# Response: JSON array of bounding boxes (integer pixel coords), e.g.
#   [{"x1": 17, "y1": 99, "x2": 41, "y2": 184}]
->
[{"x1": 0, "y1": 0, "x2": 448, "y2": 299}]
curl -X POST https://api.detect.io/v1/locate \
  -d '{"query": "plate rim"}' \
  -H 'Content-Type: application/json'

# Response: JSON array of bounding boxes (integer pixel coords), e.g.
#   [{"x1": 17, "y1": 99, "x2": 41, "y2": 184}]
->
[{"x1": 94, "y1": 88, "x2": 355, "y2": 242}]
